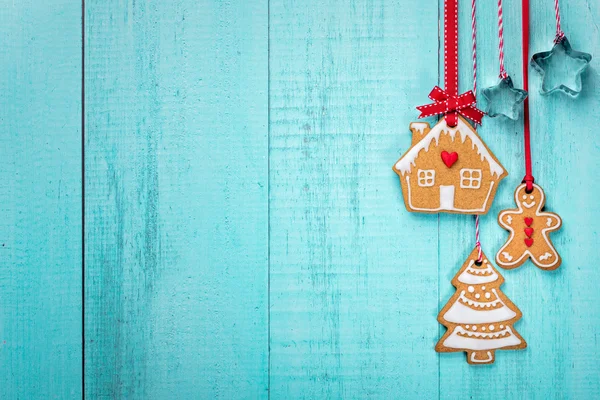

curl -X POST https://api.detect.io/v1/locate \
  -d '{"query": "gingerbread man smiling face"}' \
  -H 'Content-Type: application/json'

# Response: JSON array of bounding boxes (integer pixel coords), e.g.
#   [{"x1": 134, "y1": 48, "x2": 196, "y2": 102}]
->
[
  {"x1": 519, "y1": 185, "x2": 541, "y2": 210},
  {"x1": 496, "y1": 183, "x2": 562, "y2": 270}
]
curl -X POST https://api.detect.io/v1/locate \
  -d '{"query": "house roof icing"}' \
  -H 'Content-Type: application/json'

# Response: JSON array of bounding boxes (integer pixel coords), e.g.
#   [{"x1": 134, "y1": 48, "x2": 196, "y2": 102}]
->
[{"x1": 394, "y1": 117, "x2": 505, "y2": 177}]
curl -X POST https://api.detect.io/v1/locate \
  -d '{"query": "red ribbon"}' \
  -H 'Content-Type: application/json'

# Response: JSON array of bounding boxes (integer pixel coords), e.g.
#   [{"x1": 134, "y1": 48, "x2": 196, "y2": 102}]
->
[
  {"x1": 416, "y1": 86, "x2": 484, "y2": 127},
  {"x1": 522, "y1": 0, "x2": 534, "y2": 191},
  {"x1": 414, "y1": 0, "x2": 484, "y2": 127}
]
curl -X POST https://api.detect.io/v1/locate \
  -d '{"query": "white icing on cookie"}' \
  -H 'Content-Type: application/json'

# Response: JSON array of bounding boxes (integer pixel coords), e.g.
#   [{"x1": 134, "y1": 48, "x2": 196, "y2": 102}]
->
[
  {"x1": 457, "y1": 260, "x2": 499, "y2": 284},
  {"x1": 523, "y1": 200, "x2": 536, "y2": 209},
  {"x1": 443, "y1": 326, "x2": 522, "y2": 351},
  {"x1": 496, "y1": 183, "x2": 562, "y2": 269},
  {"x1": 409, "y1": 122, "x2": 429, "y2": 135},
  {"x1": 470, "y1": 351, "x2": 493, "y2": 363},
  {"x1": 395, "y1": 118, "x2": 505, "y2": 177},
  {"x1": 443, "y1": 290, "x2": 516, "y2": 324},
  {"x1": 405, "y1": 176, "x2": 496, "y2": 213}
]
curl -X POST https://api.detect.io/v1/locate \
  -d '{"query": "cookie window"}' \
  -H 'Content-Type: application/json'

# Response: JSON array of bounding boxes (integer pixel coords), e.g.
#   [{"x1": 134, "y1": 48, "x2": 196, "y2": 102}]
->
[
  {"x1": 460, "y1": 169, "x2": 482, "y2": 189},
  {"x1": 417, "y1": 169, "x2": 435, "y2": 187}
]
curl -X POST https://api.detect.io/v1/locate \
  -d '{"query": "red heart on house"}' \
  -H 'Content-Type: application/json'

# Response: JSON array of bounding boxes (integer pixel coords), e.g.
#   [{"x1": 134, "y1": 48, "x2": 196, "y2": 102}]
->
[
  {"x1": 441, "y1": 151, "x2": 458, "y2": 168},
  {"x1": 524, "y1": 238, "x2": 534, "y2": 247},
  {"x1": 524, "y1": 227, "x2": 534, "y2": 237},
  {"x1": 524, "y1": 217, "x2": 533, "y2": 226}
]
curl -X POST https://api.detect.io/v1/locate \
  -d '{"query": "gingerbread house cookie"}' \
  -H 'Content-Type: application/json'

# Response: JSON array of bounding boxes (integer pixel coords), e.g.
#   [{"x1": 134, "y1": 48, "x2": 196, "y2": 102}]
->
[{"x1": 393, "y1": 116, "x2": 507, "y2": 214}]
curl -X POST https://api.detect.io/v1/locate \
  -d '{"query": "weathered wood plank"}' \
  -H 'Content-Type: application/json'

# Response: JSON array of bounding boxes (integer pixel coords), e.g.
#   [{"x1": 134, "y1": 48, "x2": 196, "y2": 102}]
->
[
  {"x1": 0, "y1": 1, "x2": 82, "y2": 398},
  {"x1": 438, "y1": 0, "x2": 600, "y2": 398},
  {"x1": 269, "y1": 0, "x2": 441, "y2": 398},
  {"x1": 84, "y1": 1, "x2": 268, "y2": 398}
]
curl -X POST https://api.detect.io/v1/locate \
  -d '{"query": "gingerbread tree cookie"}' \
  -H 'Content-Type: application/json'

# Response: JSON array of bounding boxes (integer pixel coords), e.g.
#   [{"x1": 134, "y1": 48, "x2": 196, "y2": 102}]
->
[
  {"x1": 436, "y1": 247, "x2": 526, "y2": 365},
  {"x1": 496, "y1": 183, "x2": 562, "y2": 270}
]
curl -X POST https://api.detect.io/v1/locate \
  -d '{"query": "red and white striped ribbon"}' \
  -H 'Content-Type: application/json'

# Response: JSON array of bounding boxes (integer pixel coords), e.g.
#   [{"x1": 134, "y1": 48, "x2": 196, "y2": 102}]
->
[
  {"x1": 497, "y1": 0, "x2": 508, "y2": 79},
  {"x1": 470, "y1": 0, "x2": 483, "y2": 263},
  {"x1": 554, "y1": 0, "x2": 565, "y2": 43},
  {"x1": 475, "y1": 215, "x2": 482, "y2": 262},
  {"x1": 471, "y1": 0, "x2": 478, "y2": 94}
]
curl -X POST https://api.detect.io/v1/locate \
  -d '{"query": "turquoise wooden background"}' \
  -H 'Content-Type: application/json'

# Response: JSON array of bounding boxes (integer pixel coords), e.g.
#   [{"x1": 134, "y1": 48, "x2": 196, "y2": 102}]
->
[{"x1": 1, "y1": 0, "x2": 599, "y2": 398}]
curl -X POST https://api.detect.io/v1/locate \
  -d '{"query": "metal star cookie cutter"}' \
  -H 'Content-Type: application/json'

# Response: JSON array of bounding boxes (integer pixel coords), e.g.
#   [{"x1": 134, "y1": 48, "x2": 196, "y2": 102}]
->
[
  {"x1": 481, "y1": 76, "x2": 528, "y2": 120},
  {"x1": 530, "y1": 36, "x2": 592, "y2": 98}
]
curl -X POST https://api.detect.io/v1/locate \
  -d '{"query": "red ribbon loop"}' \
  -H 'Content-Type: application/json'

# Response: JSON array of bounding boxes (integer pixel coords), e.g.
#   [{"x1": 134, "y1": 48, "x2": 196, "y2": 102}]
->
[
  {"x1": 416, "y1": 86, "x2": 484, "y2": 127},
  {"x1": 523, "y1": 174, "x2": 535, "y2": 192}
]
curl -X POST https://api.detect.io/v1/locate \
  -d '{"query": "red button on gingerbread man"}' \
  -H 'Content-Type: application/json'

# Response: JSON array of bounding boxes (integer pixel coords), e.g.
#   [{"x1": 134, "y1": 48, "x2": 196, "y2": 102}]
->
[{"x1": 496, "y1": 183, "x2": 562, "y2": 270}]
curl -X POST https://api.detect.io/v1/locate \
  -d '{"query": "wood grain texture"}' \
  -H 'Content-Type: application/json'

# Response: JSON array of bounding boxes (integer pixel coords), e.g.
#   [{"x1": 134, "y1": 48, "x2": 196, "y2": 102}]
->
[
  {"x1": 269, "y1": 0, "x2": 440, "y2": 398},
  {"x1": 438, "y1": 0, "x2": 600, "y2": 398},
  {"x1": 84, "y1": 1, "x2": 268, "y2": 398},
  {"x1": 2, "y1": 0, "x2": 598, "y2": 398},
  {"x1": 0, "y1": 1, "x2": 82, "y2": 398}
]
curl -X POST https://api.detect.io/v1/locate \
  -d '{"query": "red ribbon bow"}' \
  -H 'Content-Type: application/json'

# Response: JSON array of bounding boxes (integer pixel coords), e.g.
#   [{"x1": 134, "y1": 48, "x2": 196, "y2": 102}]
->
[{"x1": 416, "y1": 86, "x2": 484, "y2": 127}]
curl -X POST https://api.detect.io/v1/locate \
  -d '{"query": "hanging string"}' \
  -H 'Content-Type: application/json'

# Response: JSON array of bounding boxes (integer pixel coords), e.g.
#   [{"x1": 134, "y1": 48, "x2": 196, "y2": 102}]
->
[
  {"x1": 497, "y1": 0, "x2": 508, "y2": 79},
  {"x1": 553, "y1": 0, "x2": 565, "y2": 43},
  {"x1": 416, "y1": 0, "x2": 484, "y2": 127},
  {"x1": 470, "y1": 0, "x2": 483, "y2": 263},
  {"x1": 471, "y1": 0, "x2": 478, "y2": 95},
  {"x1": 475, "y1": 215, "x2": 482, "y2": 262},
  {"x1": 522, "y1": 0, "x2": 534, "y2": 192}
]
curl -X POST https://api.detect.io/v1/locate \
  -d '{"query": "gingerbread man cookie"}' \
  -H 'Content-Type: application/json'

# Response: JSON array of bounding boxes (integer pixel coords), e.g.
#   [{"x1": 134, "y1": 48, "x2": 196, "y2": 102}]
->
[{"x1": 496, "y1": 183, "x2": 562, "y2": 270}]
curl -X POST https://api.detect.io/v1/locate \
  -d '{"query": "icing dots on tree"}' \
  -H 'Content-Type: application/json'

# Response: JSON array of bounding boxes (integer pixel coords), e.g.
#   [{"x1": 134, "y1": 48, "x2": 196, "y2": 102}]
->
[
  {"x1": 436, "y1": 247, "x2": 526, "y2": 365},
  {"x1": 392, "y1": 116, "x2": 507, "y2": 215},
  {"x1": 496, "y1": 183, "x2": 562, "y2": 270}
]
